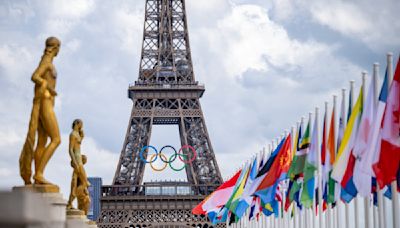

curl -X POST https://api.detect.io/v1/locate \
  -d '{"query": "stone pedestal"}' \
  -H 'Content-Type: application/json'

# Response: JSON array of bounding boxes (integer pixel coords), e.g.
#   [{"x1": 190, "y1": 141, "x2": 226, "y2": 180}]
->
[
  {"x1": 87, "y1": 220, "x2": 98, "y2": 228},
  {"x1": 66, "y1": 209, "x2": 88, "y2": 228},
  {"x1": 0, "y1": 185, "x2": 67, "y2": 228},
  {"x1": 38, "y1": 191, "x2": 67, "y2": 228}
]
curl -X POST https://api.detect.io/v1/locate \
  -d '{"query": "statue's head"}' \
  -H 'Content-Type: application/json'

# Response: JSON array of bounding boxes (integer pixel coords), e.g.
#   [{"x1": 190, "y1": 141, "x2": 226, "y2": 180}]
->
[
  {"x1": 45, "y1": 36, "x2": 61, "y2": 56},
  {"x1": 72, "y1": 119, "x2": 83, "y2": 130}
]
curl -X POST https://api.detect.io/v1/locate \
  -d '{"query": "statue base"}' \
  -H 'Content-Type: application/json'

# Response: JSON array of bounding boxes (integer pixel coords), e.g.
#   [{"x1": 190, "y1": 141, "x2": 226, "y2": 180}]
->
[
  {"x1": 66, "y1": 209, "x2": 87, "y2": 228},
  {"x1": 87, "y1": 220, "x2": 98, "y2": 228},
  {"x1": 0, "y1": 186, "x2": 67, "y2": 228},
  {"x1": 66, "y1": 209, "x2": 98, "y2": 228},
  {"x1": 13, "y1": 183, "x2": 60, "y2": 193}
]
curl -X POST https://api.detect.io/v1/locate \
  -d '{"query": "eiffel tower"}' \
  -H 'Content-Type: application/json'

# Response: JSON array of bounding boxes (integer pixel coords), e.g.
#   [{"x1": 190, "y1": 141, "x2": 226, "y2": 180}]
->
[{"x1": 98, "y1": 1, "x2": 224, "y2": 227}]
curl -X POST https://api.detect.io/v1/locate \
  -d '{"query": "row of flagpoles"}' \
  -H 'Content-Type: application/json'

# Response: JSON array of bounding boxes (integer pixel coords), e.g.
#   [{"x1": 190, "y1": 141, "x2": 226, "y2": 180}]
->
[{"x1": 192, "y1": 53, "x2": 400, "y2": 228}]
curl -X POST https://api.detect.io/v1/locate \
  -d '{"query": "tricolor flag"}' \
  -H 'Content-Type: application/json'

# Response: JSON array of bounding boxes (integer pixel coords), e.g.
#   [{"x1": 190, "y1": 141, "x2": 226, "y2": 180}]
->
[{"x1": 373, "y1": 56, "x2": 400, "y2": 188}]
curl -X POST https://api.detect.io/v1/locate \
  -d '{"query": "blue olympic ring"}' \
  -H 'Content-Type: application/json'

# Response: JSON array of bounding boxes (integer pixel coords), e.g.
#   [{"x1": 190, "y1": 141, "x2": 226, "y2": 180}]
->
[{"x1": 139, "y1": 145, "x2": 158, "y2": 163}]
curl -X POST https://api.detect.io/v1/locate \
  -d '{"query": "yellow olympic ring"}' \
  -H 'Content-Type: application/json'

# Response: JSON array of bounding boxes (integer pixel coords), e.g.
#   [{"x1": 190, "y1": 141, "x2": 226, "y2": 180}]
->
[{"x1": 149, "y1": 153, "x2": 168, "y2": 172}]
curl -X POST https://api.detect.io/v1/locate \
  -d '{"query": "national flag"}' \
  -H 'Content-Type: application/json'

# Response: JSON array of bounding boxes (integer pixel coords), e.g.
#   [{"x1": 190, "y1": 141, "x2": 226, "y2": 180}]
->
[
  {"x1": 340, "y1": 84, "x2": 360, "y2": 202},
  {"x1": 253, "y1": 135, "x2": 292, "y2": 209},
  {"x1": 243, "y1": 138, "x2": 286, "y2": 203},
  {"x1": 325, "y1": 105, "x2": 337, "y2": 204},
  {"x1": 231, "y1": 157, "x2": 259, "y2": 218},
  {"x1": 335, "y1": 89, "x2": 347, "y2": 202},
  {"x1": 332, "y1": 87, "x2": 363, "y2": 195},
  {"x1": 288, "y1": 120, "x2": 310, "y2": 178},
  {"x1": 353, "y1": 72, "x2": 378, "y2": 197},
  {"x1": 353, "y1": 68, "x2": 389, "y2": 196},
  {"x1": 255, "y1": 134, "x2": 292, "y2": 192},
  {"x1": 373, "y1": 57, "x2": 400, "y2": 188},
  {"x1": 226, "y1": 164, "x2": 250, "y2": 215},
  {"x1": 288, "y1": 119, "x2": 311, "y2": 207},
  {"x1": 301, "y1": 113, "x2": 319, "y2": 208},
  {"x1": 192, "y1": 169, "x2": 242, "y2": 215},
  {"x1": 284, "y1": 124, "x2": 300, "y2": 211}
]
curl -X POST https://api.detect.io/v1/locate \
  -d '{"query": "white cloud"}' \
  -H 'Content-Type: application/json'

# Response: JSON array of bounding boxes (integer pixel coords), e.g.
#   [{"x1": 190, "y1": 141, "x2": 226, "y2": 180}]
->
[
  {"x1": 188, "y1": 3, "x2": 363, "y2": 178},
  {"x1": 48, "y1": 0, "x2": 95, "y2": 19},
  {"x1": 112, "y1": 7, "x2": 144, "y2": 53},
  {"x1": 307, "y1": 0, "x2": 400, "y2": 51},
  {"x1": 0, "y1": 44, "x2": 34, "y2": 86}
]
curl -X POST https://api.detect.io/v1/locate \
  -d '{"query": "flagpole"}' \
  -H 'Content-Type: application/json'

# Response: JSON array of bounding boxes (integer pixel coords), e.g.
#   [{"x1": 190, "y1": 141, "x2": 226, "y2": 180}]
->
[
  {"x1": 316, "y1": 106, "x2": 323, "y2": 228},
  {"x1": 372, "y1": 62, "x2": 385, "y2": 228},
  {"x1": 324, "y1": 101, "x2": 331, "y2": 228},
  {"x1": 330, "y1": 95, "x2": 337, "y2": 228},
  {"x1": 361, "y1": 71, "x2": 373, "y2": 228},
  {"x1": 349, "y1": 79, "x2": 362, "y2": 228},
  {"x1": 308, "y1": 112, "x2": 313, "y2": 228},
  {"x1": 340, "y1": 86, "x2": 350, "y2": 228}
]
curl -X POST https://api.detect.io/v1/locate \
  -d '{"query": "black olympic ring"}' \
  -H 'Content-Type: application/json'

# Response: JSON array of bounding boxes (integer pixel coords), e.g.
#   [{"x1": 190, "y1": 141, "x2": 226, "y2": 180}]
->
[{"x1": 159, "y1": 145, "x2": 177, "y2": 164}]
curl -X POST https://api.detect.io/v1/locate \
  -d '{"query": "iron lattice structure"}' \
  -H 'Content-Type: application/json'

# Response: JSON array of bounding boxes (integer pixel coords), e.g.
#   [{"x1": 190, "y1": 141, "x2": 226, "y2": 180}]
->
[{"x1": 99, "y1": 0, "x2": 224, "y2": 227}]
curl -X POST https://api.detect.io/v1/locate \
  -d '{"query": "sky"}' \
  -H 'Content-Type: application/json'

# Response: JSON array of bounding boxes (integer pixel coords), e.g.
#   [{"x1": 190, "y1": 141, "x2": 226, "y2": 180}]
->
[{"x1": 0, "y1": 0, "x2": 399, "y2": 204}]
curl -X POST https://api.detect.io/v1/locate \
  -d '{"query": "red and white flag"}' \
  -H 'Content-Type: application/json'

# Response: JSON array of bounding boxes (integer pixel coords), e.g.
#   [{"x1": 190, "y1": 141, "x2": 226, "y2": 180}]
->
[{"x1": 373, "y1": 57, "x2": 400, "y2": 188}]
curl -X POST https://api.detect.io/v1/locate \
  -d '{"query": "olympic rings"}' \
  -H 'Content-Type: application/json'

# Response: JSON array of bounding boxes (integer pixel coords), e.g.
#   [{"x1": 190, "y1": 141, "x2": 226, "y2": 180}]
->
[
  {"x1": 149, "y1": 153, "x2": 168, "y2": 172},
  {"x1": 138, "y1": 145, "x2": 197, "y2": 172},
  {"x1": 178, "y1": 145, "x2": 197, "y2": 164},
  {"x1": 159, "y1": 145, "x2": 177, "y2": 164},
  {"x1": 139, "y1": 145, "x2": 158, "y2": 163},
  {"x1": 169, "y1": 153, "x2": 187, "y2": 171}
]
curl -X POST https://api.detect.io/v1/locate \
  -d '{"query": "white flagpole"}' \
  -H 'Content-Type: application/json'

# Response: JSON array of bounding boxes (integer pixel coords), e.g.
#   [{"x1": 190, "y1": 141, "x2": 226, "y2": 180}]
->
[
  {"x1": 324, "y1": 101, "x2": 331, "y2": 228},
  {"x1": 315, "y1": 106, "x2": 323, "y2": 228},
  {"x1": 372, "y1": 62, "x2": 386, "y2": 228},
  {"x1": 361, "y1": 71, "x2": 373, "y2": 228},
  {"x1": 350, "y1": 79, "x2": 360, "y2": 228},
  {"x1": 331, "y1": 94, "x2": 337, "y2": 228},
  {"x1": 340, "y1": 87, "x2": 350, "y2": 228},
  {"x1": 338, "y1": 88, "x2": 347, "y2": 228},
  {"x1": 331, "y1": 94, "x2": 338, "y2": 228},
  {"x1": 307, "y1": 112, "x2": 313, "y2": 228}
]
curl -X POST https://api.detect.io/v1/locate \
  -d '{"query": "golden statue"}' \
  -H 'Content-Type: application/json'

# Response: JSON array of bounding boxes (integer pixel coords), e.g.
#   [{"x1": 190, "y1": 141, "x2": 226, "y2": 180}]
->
[
  {"x1": 67, "y1": 119, "x2": 90, "y2": 213},
  {"x1": 19, "y1": 37, "x2": 61, "y2": 186}
]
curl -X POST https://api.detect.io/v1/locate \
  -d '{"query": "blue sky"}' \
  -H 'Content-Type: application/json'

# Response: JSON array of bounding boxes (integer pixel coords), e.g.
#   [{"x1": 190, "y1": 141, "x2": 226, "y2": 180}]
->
[{"x1": 0, "y1": 0, "x2": 399, "y2": 199}]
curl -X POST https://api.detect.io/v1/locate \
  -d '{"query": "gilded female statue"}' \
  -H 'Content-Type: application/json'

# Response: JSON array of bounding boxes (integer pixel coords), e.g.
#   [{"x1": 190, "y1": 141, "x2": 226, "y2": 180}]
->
[
  {"x1": 67, "y1": 119, "x2": 90, "y2": 210},
  {"x1": 19, "y1": 37, "x2": 61, "y2": 186}
]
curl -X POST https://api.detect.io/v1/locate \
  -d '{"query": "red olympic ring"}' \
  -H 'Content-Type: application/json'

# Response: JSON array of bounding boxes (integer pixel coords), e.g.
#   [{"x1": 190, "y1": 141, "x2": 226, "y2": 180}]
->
[{"x1": 178, "y1": 145, "x2": 197, "y2": 164}]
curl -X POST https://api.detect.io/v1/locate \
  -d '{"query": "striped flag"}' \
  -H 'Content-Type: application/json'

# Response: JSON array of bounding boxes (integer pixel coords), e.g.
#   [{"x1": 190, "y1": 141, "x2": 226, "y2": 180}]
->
[{"x1": 332, "y1": 87, "x2": 363, "y2": 200}]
